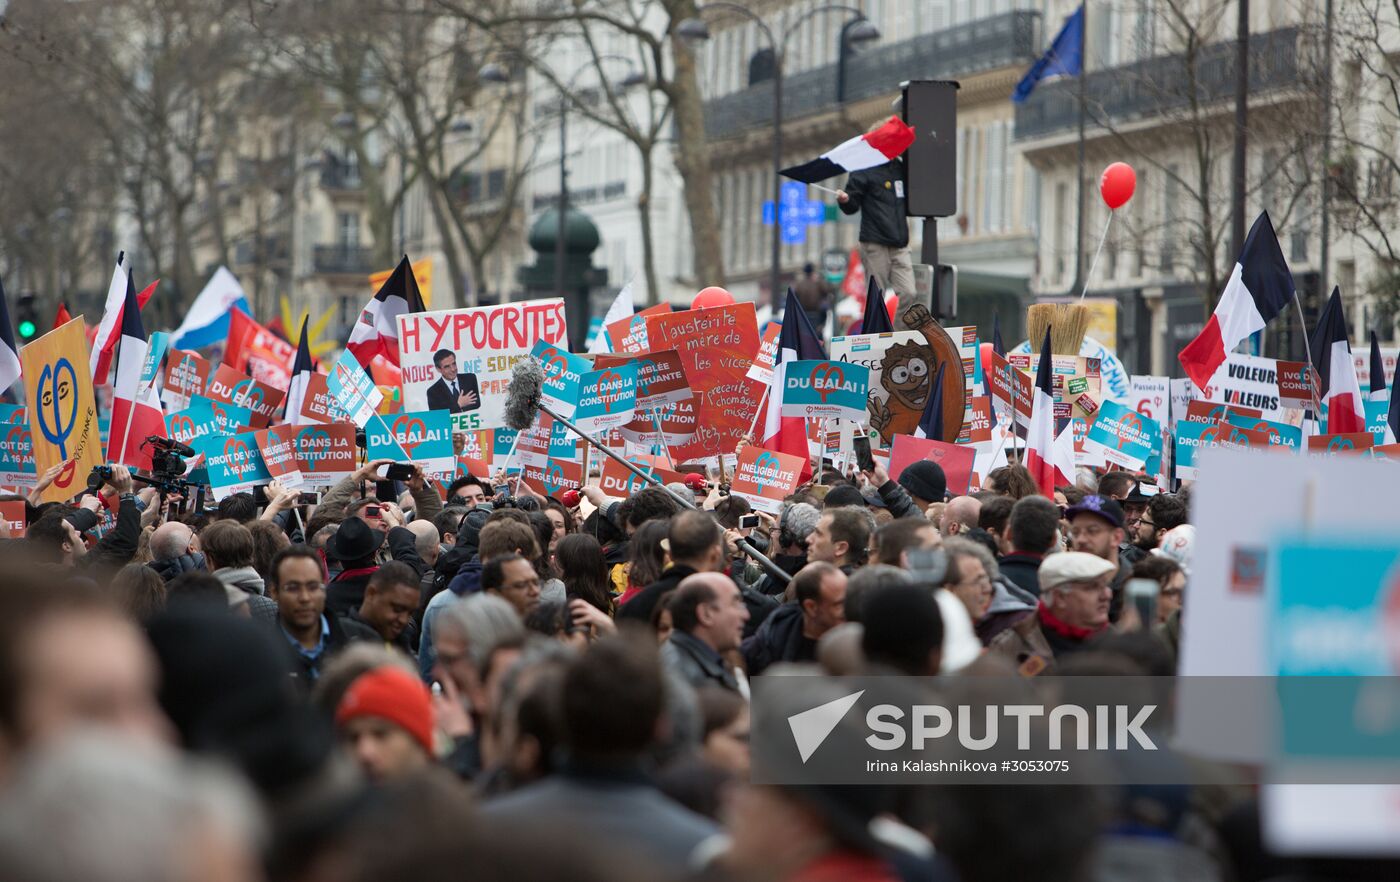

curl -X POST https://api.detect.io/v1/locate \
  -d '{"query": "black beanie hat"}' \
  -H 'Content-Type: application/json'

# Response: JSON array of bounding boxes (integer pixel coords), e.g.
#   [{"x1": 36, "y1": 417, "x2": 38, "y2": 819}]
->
[
  {"x1": 898, "y1": 459, "x2": 947, "y2": 504},
  {"x1": 823, "y1": 484, "x2": 867, "y2": 509}
]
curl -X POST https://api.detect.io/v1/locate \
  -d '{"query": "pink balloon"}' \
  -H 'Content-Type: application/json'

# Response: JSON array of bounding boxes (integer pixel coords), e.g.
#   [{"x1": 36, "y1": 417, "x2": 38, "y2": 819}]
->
[
  {"x1": 1100, "y1": 162, "x2": 1136, "y2": 210},
  {"x1": 691, "y1": 286, "x2": 734, "y2": 310}
]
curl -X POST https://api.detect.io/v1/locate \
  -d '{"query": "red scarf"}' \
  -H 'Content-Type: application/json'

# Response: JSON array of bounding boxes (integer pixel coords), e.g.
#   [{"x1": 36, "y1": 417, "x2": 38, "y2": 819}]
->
[{"x1": 1037, "y1": 602, "x2": 1105, "y2": 641}]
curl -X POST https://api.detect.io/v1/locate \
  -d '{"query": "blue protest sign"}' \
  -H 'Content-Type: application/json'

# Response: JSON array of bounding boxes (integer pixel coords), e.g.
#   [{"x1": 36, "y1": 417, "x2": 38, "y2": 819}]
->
[
  {"x1": 384, "y1": 409, "x2": 455, "y2": 476},
  {"x1": 329, "y1": 350, "x2": 383, "y2": 427},
  {"x1": 364, "y1": 414, "x2": 412, "y2": 463},
  {"x1": 0, "y1": 404, "x2": 36, "y2": 486},
  {"x1": 193, "y1": 432, "x2": 271, "y2": 500},
  {"x1": 1365, "y1": 399, "x2": 1391, "y2": 440},
  {"x1": 187, "y1": 394, "x2": 254, "y2": 435},
  {"x1": 575, "y1": 363, "x2": 638, "y2": 432},
  {"x1": 531, "y1": 339, "x2": 589, "y2": 419},
  {"x1": 781, "y1": 359, "x2": 871, "y2": 422},
  {"x1": 1083, "y1": 398, "x2": 1162, "y2": 470},
  {"x1": 1226, "y1": 412, "x2": 1303, "y2": 449},
  {"x1": 139, "y1": 331, "x2": 170, "y2": 390}
]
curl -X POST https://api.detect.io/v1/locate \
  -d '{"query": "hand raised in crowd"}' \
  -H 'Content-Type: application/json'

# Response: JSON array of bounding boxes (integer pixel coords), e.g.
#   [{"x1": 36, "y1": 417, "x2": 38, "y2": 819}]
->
[
  {"x1": 580, "y1": 485, "x2": 611, "y2": 509},
  {"x1": 260, "y1": 479, "x2": 300, "y2": 519},
  {"x1": 138, "y1": 488, "x2": 163, "y2": 529},
  {"x1": 406, "y1": 465, "x2": 427, "y2": 493},
  {"x1": 105, "y1": 464, "x2": 134, "y2": 496},
  {"x1": 860, "y1": 461, "x2": 890, "y2": 488},
  {"x1": 354, "y1": 458, "x2": 393, "y2": 483},
  {"x1": 379, "y1": 501, "x2": 406, "y2": 529},
  {"x1": 569, "y1": 598, "x2": 616, "y2": 639},
  {"x1": 429, "y1": 675, "x2": 473, "y2": 740},
  {"x1": 835, "y1": 188, "x2": 849, "y2": 204},
  {"x1": 77, "y1": 494, "x2": 102, "y2": 514},
  {"x1": 27, "y1": 461, "x2": 67, "y2": 506}
]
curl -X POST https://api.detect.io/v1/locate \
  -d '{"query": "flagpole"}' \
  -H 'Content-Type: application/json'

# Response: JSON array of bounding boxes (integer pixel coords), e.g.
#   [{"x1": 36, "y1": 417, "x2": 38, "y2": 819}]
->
[
  {"x1": 651, "y1": 407, "x2": 675, "y2": 469},
  {"x1": 1292, "y1": 294, "x2": 1325, "y2": 419},
  {"x1": 746, "y1": 386, "x2": 771, "y2": 439}
]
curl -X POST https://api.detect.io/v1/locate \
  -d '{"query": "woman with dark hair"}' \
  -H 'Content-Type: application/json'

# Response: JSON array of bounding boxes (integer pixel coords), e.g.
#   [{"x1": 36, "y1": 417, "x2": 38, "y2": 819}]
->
[
  {"x1": 618, "y1": 519, "x2": 669, "y2": 608},
  {"x1": 554, "y1": 533, "x2": 612, "y2": 614},
  {"x1": 543, "y1": 500, "x2": 575, "y2": 551},
  {"x1": 986, "y1": 464, "x2": 1038, "y2": 500}
]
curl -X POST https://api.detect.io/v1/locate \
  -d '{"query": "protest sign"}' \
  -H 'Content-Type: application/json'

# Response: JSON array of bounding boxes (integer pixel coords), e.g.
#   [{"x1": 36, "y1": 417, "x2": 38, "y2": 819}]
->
[
  {"x1": 0, "y1": 405, "x2": 35, "y2": 487},
  {"x1": 167, "y1": 399, "x2": 228, "y2": 447},
  {"x1": 548, "y1": 417, "x2": 581, "y2": 464},
  {"x1": 397, "y1": 299, "x2": 569, "y2": 432},
  {"x1": 1083, "y1": 399, "x2": 1162, "y2": 470},
  {"x1": 1364, "y1": 399, "x2": 1391, "y2": 439},
  {"x1": 1185, "y1": 399, "x2": 1262, "y2": 424},
  {"x1": 194, "y1": 432, "x2": 271, "y2": 500},
  {"x1": 139, "y1": 332, "x2": 169, "y2": 392},
  {"x1": 329, "y1": 350, "x2": 384, "y2": 427},
  {"x1": 606, "y1": 303, "x2": 671, "y2": 354},
  {"x1": 1127, "y1": 375, "x2": 1170, "y2": 423},
  {"x1": 364, "y1": 414, "x2": 410, "y2": 464},
  {"x1": 22, "y1": 318, "x2": 102, "y2": 503},
  {"x1": 1169, "y1": 377, "x2": 1194, "y2": 427},
  {"x1": 1007, "y1": 353, "x2": 1103, "y2": 427},
  {"x1": 1353, "y1": 346, "x2": 1397, "y2": 389},
  {"x1": 646, "y1": 303, "x2": 761, "y2": 463},
  {"x1": 596, "y1": 454, "x2": 685, "y2": 497},
  {"x1": 594, "y1": 349, "x2": 692, "y2": 412},
  {"x1": 834, "y1": 327, "x2": 981, "y2": 446},
  {"x1": 162, "y1": 348, "x2": 212, "y2": 412},
  {"x1": 520, "y1": 456, "x2": 584, "y2": 501},
  {"x1": 1275, "y1": 359, "x2": 1319, "y2": 411},
  {"x1": 187, "y1": 395, "x2": 253, "y2": 435},
  {"x1": 1307, "y1": 432, "x2": 1374, "y2": 455},
  {"x1": 618, "y1": 395, "x2": 698, "y2": 449},
  {"x1": 225, "y1": 309, "x2": 295, "y2": 388},
  {"x1": 888, "y1": 434, "x2": 977, "y2": 497},
  {"x1": 1226, "y1": 412, "x2": 1303, "y2": 449},
  {"x1": 965, "y1": 396, "x2": 992, "y2": 444},
  {"x1": 781, "y1": 360, "x2": 871, "y2": 422},
  {"x1": 1372, "y1": 443, "x2": 1400, "y2": 461},
  {"x1": 1196, "y1": 352, "x2": 1284, "y2": 417},
  {"x1": 254, "y1": 425, "x2": 305, "y2": 488},
  {"x1": 386, "y1": 410, "x2": 455, "y2": 476},
  {"x1": 204, "y1": 363, "x2": 285, "y2": 428},
  {"x1": 296, "y1": 372, "x2": 349, "y2": 424},
  {"x1": 729, "y1": 445, "x2": 805, "y2": 514},
  {"x1": 982, "y1": 346, "x2": 1033, "y2": 430},
  {"x1": 745, "y1": 323, "x2": 782, "y2": 385},
  {"x1": 0, "y1": 499, "x2": 24, "y2": 537},
  {"x1": 292, "y1": 422, "x2": 357, "y2": 487},
  {"x1": 531, "y1": 340, "x2": 590, "y2": 419},
  {"x1": 574, "y1": 364, "x2": 639, "y2": 433},
  {"x1": 1174, "y1": 421, "x2": 1269, "y2": 479}
]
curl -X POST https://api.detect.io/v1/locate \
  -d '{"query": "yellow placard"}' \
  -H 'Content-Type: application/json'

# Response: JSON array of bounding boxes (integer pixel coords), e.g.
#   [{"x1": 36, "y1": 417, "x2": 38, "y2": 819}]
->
[
  {"x1": 22, "y1": 317, "x2": 104, "y2": 502},
  {"x1": 368, "y1": 258, "x2": 432, "y2": 309},
  {"x1": 1081, "y1": 299, "x2": 1118, "y2": 353}
]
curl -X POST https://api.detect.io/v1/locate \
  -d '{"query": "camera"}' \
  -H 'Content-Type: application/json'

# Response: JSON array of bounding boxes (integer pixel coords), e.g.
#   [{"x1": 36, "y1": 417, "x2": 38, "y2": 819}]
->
[{"x1": 86, "y1": 465, "x2": 114, "y2": 495}]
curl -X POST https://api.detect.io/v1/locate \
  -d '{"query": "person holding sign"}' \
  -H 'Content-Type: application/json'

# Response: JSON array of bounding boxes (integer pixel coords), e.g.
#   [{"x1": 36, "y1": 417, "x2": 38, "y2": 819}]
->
[{"x1": 426, "y1": 349, "x2": 481, "y2": 414}]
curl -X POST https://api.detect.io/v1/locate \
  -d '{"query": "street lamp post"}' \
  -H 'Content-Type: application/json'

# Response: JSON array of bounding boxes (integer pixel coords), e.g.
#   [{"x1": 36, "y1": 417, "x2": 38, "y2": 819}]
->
[
  {"x1": 481, "y1": 59, "x2": 644, "y2": 306},
  {"x1": 678, "y1": 5, "x2": 878, "y2": 312}
]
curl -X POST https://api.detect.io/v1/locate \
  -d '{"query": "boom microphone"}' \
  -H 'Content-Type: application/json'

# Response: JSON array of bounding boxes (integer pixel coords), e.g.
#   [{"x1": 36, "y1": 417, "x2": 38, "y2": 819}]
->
[{"x1": 503, "y1": 357, "x2": 545, "y2": 431}]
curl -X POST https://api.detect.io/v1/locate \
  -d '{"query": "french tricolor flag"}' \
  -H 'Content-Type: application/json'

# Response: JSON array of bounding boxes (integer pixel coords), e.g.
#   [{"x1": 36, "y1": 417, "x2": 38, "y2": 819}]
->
[
  {"x1": 107, "y1": 274, "x2": 165, "y2": 471},
  {"x1": 779, "y1": 117, "x2": 916, "y2": 184},
  {"x1": 1023, "y1": 329, "x2": 1075, "y2": 499},
  {"x1": 1178, "y1": 213, "x2": 1293, "y2": 391},
  {"x1": 284, "y1": 317, "x2": 315, "y2": 425},
  {"x1": 1309, "y1": 287, "x2": 1366, "y2": 434}
]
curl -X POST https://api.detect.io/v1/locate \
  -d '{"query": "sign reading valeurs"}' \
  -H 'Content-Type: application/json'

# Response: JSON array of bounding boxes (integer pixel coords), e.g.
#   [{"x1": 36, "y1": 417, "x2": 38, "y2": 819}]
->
[
  {"x1": 781, "y1": 359, "x2": 871, "y2": 422},
  {"x1": 1083, "y1": 398, "x2": 1162, "y2": 470}
]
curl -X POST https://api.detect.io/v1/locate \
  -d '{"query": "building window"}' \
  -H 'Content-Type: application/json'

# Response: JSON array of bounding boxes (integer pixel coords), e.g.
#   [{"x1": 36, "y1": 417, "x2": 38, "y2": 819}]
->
[
  {"x1": 338, "y1": 211, "x2": 360, "y2": 248},
  {"x1": 1160, "y1": 164, "x2": 1178, "y2": 271},
  {"x1": 1054, "y1": 181, "x2": 1069, "y2": 281},
  {"x1": 1291, "y1": 156, "x2": 1310, "y2": 263}
]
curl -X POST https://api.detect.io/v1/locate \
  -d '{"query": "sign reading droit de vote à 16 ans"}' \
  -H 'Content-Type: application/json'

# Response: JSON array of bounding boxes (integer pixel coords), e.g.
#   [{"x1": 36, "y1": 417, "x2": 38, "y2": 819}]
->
[
  {"x1": 397, "y1": 299, "x2": 569, "y2": 433},
  {"x1": 1083, "y1": 398, "x2": 1163, "y2": 471},
  {"x1": 254, "y1": 425, "x2": 306, "y2": 488},
  {"x1": 781, "y1": 359, "x2": 871, "y2": 422},
  {"x1": 1174, "y1": 420, "x2": 1272, "y2": 479},
  {"x1": 594, "y1": 349, "x2": 693, "y2": 412},
  {"x1": 574, "y1": 363, "x2": 639, "y2": 433},
  {"x1": 729, "y1": 444, "x2": 806, "y2": 514},
  {"x1": 0, "y1": 404, "x2": 36, "y2": 487},
  {"x1": 530, "y1": 339, "x2": 590, "y2": 420},
  {"x1": 292, "y1": 422, "x2": 357, "y2": 487},
  {"x1": 329, "y1": 350, "x2": 384, "y2": 427},
  {"x1": 22, "y1": 317, "x2": 103, "y2": 503},
  {"x1": 888, "y1": 433, "x2": 977, "y2": 497},
  {"x1": 1226, "y1": 412, "x2": 1303, "y2": 449},
  {"x1": 203, "y1": 363, "x2": 286, "y2": 429},
  {"x1": 193, "y1": 432, "x2": 272, "y2": 500}
]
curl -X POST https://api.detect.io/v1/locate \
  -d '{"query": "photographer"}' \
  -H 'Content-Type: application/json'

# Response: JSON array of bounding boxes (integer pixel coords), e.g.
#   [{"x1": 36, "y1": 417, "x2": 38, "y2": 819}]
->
[
  {"x1": 26, "y1": 465, "x2": 142, "y2": 575},
  {"x1": 308, "y1": 458, "x2": 444, "y2": 538}
]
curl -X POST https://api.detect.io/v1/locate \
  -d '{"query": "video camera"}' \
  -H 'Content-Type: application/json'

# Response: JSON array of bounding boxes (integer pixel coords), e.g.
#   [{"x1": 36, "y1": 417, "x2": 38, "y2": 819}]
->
[{"x1": 87, "y1": 437, "x2": 195, "y2": 499}]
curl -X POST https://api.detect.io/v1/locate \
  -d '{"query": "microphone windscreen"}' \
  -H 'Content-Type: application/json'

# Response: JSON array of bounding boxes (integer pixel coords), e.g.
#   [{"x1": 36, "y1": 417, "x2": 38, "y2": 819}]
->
[
  {"x1": 683, "y1": 472, "x2": 707, "y2": 491},
  {"x1": 503, "y1": 357, "x2": 545, "y2": 431}
]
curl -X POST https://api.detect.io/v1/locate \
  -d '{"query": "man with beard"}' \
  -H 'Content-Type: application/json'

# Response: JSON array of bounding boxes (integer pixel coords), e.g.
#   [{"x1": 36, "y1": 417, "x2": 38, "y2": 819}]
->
[
  {"x1": 1064, "y1": 495, "x2": 1131, "y2": 623},
  {"x1": 1131, "y1": 493, "x2": 1188, "y2": 554}
]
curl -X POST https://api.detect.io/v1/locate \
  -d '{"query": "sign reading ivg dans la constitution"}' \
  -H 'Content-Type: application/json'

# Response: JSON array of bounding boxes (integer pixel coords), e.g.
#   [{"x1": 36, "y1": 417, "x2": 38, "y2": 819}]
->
[{"x1": 781, "y1": 360, "x2": 871, "y2": 422}]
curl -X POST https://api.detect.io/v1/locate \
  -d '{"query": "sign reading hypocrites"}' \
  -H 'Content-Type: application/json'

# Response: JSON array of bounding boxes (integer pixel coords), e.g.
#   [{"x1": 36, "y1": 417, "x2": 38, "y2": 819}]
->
[
  {"x1": 730, "y1": 444, "x2": 805, "y2": 514},
  {"x1": 781, "y1": 360, "x2": 871, "y2": 422},
  {"x1": 22, "y1": 317, "x2": 103, "y2": 503},
  {"x1": 646, "y1": 303, "x2": 761, "y2": 463},
  {"x1": 397, "y1": 299, "x2": 569, "y2": 432}
]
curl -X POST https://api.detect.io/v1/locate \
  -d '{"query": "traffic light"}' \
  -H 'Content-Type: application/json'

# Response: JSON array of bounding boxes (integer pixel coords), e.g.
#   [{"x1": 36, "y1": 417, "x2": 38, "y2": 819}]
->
[{"x1": 15, "y1": 292, "x2": 37, "y2": 342}]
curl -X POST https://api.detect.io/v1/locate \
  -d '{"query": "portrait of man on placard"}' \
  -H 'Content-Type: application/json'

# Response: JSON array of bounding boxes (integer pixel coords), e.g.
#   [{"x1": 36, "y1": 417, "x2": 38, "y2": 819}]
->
[{"x1": 426, "y1": 348, "x2": 480, "y2": 413}]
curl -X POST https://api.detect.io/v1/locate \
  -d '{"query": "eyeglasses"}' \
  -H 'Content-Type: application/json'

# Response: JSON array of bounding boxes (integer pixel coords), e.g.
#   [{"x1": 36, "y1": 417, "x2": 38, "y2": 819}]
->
[{"x1": 1139, "y1": 518, "x2": 1156, "y2": 529}]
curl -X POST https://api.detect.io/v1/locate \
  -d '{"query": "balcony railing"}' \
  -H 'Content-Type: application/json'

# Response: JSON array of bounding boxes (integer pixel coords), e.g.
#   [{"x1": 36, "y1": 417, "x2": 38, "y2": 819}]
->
[
  {"x1": 702, "y1": 10, "x2": 1040, "y2": 140},
  {"x1": 320, "y1": 161, "x2": 363, "y2": 191},
  {"x1": 313, "y1": 244, "x2": 374, "y2": 275},
  {"x1": 1014, "y1": 27, "x2": 1301, "y2": 142}
]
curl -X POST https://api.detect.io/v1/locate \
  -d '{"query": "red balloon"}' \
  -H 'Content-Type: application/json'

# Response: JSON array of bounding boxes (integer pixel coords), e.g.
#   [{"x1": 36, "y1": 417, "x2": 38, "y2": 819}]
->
[
  {"x1": 1100, "y1": 162, "x2": 1136, "y2": 210},
  {"x1": 691, "y1": 286, "x2": 734, "y2": 310}
]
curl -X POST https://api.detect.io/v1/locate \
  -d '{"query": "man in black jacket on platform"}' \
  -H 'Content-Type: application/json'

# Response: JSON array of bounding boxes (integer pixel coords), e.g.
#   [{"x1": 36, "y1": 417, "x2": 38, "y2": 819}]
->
[{"x1": 837, "y1": 151, "x2": 913, "y2": 299}]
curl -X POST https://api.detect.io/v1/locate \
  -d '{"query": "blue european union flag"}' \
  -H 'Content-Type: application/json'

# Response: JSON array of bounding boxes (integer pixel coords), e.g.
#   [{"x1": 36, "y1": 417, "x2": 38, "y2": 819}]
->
[{"x1": 1013, "y1": 5, "x2": 1084, "y2": 103}]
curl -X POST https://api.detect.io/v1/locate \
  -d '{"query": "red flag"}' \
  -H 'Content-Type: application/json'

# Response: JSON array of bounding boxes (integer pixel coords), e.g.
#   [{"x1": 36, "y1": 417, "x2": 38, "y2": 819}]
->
[{"x1": 53, "y1": 302, "x2": 71, "y2": 331}]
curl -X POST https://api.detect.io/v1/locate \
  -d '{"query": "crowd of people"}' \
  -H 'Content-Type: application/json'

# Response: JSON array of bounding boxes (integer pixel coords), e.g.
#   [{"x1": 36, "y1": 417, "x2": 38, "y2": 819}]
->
[{"x1": 0, "y1": 446, "x2": 1388, "y2": 882}]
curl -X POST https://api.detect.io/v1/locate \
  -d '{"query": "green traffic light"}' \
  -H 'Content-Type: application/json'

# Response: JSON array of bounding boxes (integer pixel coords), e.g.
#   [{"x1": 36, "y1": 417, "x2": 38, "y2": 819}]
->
[{"x1": 17, "y1": 321, "x2": 36, "y2": 339}]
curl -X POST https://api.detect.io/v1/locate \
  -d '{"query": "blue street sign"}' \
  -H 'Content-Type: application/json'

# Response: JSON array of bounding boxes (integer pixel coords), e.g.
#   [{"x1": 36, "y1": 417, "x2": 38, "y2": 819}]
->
[{"x1": 762, "y1": 182, "x2": 828, "y2": 244}]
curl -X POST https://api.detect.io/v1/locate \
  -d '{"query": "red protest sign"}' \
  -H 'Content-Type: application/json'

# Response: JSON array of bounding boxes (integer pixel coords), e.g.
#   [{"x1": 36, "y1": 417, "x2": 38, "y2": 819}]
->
[
  {"x1": 1185, "y1": 399, "x2": 1262, "y2": 425},
  {"x1": 594, "y1": 349, "x2": 692, "y2": 411},
  {"x1": 254, "y1": 425, "x2": 305, "y2": 487},
  {"x1": 598, "y1": 454, "x2": 685, "y2": 497},
  {"x1": 205, "y1": 363, "x2": 286, "y2": 428},
  {"x1": 983, "y1": 348, "x2": 1033, "y2": 428},
  {"x1": 646, "y1": 303, "x2": 761, "y2": 463},
  {"x1": 521, "y1": 457, "x2": 584, "y2": 501},
  {"x1": 298, "y1": 372, "x2": 349, "y2": 424},
  {"x1": 1372, "y1": 443, "x2": 1400, "y2": 461},
  {"x1": 745, "y1": 322, "x2": 782, "y2": 385},
  {"x1": 966, "y1": 396, "x2": 992, "y2": 444},
  {"x1": 889, "y1": 434, "x2": 977, "y2": 497},
  {"x1": 729, "y1": 444, "x2": 805, "y2": 514},
  {"x1": 0, "y1": 500, "x2": 25, "y2": 537},
  {"x1": 162, "y1": 348, "x2": 212, "y2": 407},
  {"x1": 606, "y1": 303, "x2": 672, "y2": 354},
  {"x1": 1307, "y1": 432, "x2": 1375, "y2": 455},
  {"x1": 1276, "y1": 359, "x2": 1319, "y2": 411},
  {"x1": 292, "y1": 422, "x2": 357, "y2": 486},
  {"x1": 619, "y1": 395, "x2": 698, "y2": 449}
]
